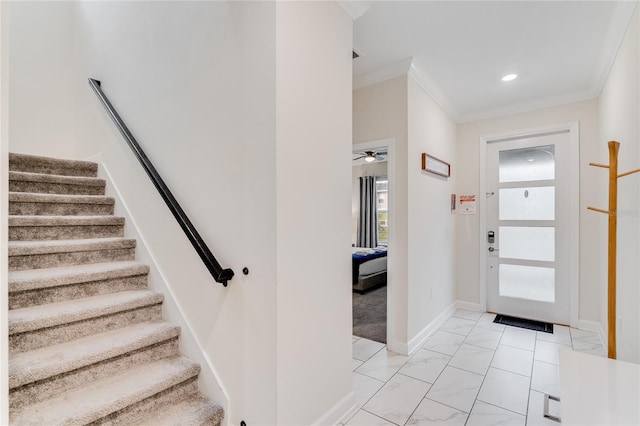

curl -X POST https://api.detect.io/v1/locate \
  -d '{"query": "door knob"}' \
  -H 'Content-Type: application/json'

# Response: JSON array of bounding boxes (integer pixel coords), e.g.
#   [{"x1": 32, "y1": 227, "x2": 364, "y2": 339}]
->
[{"x1": 488, "y1": 247, "x2": 499, "y2": 252}]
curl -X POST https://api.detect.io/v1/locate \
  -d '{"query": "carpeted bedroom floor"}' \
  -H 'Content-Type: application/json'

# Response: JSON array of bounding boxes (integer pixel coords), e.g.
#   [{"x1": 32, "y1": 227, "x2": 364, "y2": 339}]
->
[{"x1": 352, "y1": 285, "x2": 386, "y2": 344}]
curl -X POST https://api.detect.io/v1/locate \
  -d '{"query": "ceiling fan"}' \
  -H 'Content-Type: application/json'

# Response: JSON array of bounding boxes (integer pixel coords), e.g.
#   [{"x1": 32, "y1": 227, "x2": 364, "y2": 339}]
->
[{"x1": 353, "y1": 150, "x2": 387, "y2": 163}]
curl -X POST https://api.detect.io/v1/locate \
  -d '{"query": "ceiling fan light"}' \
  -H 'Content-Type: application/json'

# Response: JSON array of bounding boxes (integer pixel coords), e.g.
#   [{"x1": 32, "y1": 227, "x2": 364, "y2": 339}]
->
[{"x1": 365, "y1": 154, "x2": 375, "y2": 162}]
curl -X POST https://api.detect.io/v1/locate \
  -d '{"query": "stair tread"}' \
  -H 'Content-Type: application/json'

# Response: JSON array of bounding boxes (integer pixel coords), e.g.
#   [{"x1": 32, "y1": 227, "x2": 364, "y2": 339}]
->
[
  {"x1": 9, "y1": 290, "x2": 163, "y2": 334},
  {"x1": 10, "y1": 355, "x2": 200, "y2": 426},
  {"x1": 8, "y1": 260, "x2": 149, "y2": 292},
  {"x1": 9, "y1": 153, "x2": 98, "y2": 176},
  {"x1": 8, "y1": 153, "x2": 223, "y2": 423},
  {"x1": 8, "y1": 237, "x2": 136, "y2": 256},
  {"x1": 9, "y1": 215, "x2": 124, "y2": 226},
  {"x1": 135, "y1": 392, "x2": 224, "y2": 426},
  {"x1": 9, "y1": 320, "x2": 179, "y2": 389},
  {"x1": 9, "y1": 171, "x2": 105, "y2": 186},
  {"x1": 9, "y1": 192, "x2": 114, "y2": 204}
]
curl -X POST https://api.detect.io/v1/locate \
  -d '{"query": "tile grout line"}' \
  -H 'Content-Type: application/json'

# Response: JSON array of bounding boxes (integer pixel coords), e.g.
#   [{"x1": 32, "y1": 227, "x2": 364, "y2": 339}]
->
[
  {"x1": 463, "y1": 321, "x2": 503, "y2": 424},
  {"x1": 351, "y1": 347, "x2": 412, "y2": 424},
  {"x1": 349, "y1": 312, "x2": 606, "y2": 426},
  {"x1": 403, "y1": 311, "x2": 481, "y2": 425},
  {"x1": 360, "y1": 407, "x2": 402, "y2": 426}
]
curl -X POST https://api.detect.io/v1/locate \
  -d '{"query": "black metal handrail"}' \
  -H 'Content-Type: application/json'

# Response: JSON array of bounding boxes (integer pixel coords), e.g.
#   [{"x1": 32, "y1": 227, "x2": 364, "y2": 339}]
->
[{"x1": 88, "y1": 78, "x2": 234, "y2": 286}]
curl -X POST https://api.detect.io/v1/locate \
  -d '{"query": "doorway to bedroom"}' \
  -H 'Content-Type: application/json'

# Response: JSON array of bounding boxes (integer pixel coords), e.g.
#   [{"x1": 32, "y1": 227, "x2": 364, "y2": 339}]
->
[{"x1": 352, "y1": 140, "x2": 392, "y2": 344}]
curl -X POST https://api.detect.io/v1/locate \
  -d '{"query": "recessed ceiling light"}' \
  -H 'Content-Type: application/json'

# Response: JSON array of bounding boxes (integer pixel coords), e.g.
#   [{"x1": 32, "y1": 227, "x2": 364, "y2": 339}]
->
[{"x1": 502, "y1": 74, "x2": 518, "y2": 82}]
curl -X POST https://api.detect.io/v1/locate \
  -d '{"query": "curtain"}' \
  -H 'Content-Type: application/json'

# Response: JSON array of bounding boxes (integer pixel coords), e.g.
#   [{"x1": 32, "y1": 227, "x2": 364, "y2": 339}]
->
[{"x1": 357, "y1": 176, "x2": 378, "y2": 248}]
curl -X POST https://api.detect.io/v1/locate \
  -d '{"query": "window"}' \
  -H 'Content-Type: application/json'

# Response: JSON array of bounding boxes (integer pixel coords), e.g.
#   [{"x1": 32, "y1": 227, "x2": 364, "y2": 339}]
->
[{"x1": 376, "y1": 178, "x2": 388, "y2": 245}]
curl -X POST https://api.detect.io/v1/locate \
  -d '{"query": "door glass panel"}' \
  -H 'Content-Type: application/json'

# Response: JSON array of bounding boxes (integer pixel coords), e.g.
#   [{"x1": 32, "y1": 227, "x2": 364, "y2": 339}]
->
[
  {"x1": 499, "y1": 264, "x2": 555, "y2": 302},
  {"x1": 499, "y1": 187, "x2": 555, "y2": 220},
  {"x1": 499, "y1": 226, "x2": 555, "y2": 261},
  {"x1": 499, "y1": 145, "x2": 555, "y2": 183}
]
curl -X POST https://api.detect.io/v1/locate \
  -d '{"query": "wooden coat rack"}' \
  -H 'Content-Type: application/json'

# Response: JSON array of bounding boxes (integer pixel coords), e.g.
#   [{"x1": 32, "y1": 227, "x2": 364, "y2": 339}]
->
[{"x1": 588, "y1": 141, "x2": 640, "y2": 359}]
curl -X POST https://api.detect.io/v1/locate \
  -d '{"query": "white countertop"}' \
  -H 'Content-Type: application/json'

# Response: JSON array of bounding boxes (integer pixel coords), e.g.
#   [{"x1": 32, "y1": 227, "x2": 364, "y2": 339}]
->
[{"x1": 560, "y1": 350, "x2": 640, "y2": 425}]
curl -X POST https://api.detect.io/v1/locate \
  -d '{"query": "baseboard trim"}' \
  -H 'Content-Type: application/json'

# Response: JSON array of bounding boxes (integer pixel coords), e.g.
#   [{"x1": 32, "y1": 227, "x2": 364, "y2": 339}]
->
[
  {"x1": 577, "y1": 319, "x2": 607, "y2": 350},
  {"x1": 95, "y1": 157, "x2": 231, "y2": 422},
  {"x1": 389, "y1": 301, "x2": 482, "y2": 356},
  {"x1": 386, "y1": 339, "x2": 409, "y2": 356},
  {"x1": 406, "y1": 302, "x2": 458, "y2": 355},
  {"x1": 455, "y1": 301, "x2": 483, "y2": 312},
  {"x1": 313, "y1": 391, "x2": 357, "y2": 426}
]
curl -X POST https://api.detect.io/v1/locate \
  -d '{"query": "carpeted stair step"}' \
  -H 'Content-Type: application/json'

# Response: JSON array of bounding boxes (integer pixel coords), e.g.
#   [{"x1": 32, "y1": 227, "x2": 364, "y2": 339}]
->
[
  {"x1": 7, "y1": 152, "x2": 224, "y2": 424},
  {"x1": 9, "y1": 152, "x2": 98, "y2": 177},
  {"x1": 9, "y1": 192, "x2": 115, "y2": 216},
  {"x1": 9, "y1": 321, "x2": 180, "y2": 411},
  {"x1": 9, "y1": 290, "x2": 163, "y2": 353},
  {"x1": 8, "y1": 237, "x2": 136, "y2": 271},
  {"x1": 9, "y1": 355, "x2": 201, "y2": 426},
  {"x1": 135, "y1": 392, "x2": 224, "y2": 426},
  {"x1": 9, "y1": 215, "x2": 125, "y2": 241},
  {"x1": 8, "y1": 261, "x2": 149, "y2": 309},
  {"x1": 9, "y1": 171, "x2": 106, "y2": 195}
]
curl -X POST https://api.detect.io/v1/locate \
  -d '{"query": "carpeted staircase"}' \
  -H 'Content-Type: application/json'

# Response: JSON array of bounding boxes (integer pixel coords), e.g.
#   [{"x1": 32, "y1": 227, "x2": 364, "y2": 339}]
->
[{"x1": 7, "y1": 153, "x2": 224, "y2": 425}]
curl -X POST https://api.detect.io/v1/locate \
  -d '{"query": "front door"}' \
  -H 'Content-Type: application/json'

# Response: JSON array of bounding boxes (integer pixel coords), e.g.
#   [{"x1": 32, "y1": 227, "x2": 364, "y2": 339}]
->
[{"x1": 486, "y1": 130, "x2": 571, "y2": 325}]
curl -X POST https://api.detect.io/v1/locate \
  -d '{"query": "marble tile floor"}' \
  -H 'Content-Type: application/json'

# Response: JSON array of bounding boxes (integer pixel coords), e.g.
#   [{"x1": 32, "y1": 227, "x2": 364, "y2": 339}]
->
[{"x1": 345, "y1": 310, "x2": 605, "y2": 426}]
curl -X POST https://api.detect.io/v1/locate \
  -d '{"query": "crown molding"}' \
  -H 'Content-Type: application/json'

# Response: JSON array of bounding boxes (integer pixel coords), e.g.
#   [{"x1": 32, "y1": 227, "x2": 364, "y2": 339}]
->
[
  {"x1": 336, "y1": 1, "x2": 370, "y2": 20},
  {"x1": 354, "y1": 40, "x2": 610, "y2": 124},
  {"x1": 408, "y1": 63, "x2": 460, "y2": 122},
  {"x1": 592, "y1": 0, "x2": 638, "y2": 97},
  {"x1": 353, "y1": 57, "x2": 413, "y2": 91},
  {"x1": 458, "y1": 90, "x2": 599, "y2": 124}
]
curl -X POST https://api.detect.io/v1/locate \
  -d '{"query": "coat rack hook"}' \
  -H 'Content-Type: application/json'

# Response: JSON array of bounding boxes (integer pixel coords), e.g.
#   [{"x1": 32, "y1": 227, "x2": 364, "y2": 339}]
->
[
  {"x1": 618, "y1": 168, "x2": 640, "y2": 178},
  {"x1": 587, "y1": 206, "x2": 610, "y2": 215}
]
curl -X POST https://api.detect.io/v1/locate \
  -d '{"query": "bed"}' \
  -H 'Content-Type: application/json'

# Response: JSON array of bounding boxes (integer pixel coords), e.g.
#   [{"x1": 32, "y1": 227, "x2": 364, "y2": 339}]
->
[{"x1": 352, "y1": 247, "x2": 387, "y2": 293}]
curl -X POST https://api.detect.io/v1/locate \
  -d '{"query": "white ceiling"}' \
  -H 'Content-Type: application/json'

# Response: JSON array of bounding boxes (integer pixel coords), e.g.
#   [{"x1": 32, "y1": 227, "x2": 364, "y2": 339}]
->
[{"x1": 344, "y1": 1, "x2": 637, "y2": 123}]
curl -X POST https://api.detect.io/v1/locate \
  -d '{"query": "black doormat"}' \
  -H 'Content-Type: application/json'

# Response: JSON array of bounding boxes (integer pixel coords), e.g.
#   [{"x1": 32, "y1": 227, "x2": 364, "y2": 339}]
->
[{"x1": 494, "y1": 314, "x2": 553, "y2": 333}]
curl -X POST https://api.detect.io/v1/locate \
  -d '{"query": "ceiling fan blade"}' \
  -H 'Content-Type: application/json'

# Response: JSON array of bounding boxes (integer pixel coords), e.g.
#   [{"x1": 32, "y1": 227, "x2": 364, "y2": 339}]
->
[
  {"x1": 375, "y1": 155, "x2": 385, "y2": 161},
  {"x1": 353, "y1": 155, "x2": 366, "y2": 161}
]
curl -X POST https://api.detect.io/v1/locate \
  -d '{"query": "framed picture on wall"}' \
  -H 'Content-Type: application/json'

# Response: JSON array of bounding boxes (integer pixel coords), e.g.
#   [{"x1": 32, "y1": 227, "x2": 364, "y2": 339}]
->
[{"x1": 421, "y1": 153, "x2": 450, "y2": 177}]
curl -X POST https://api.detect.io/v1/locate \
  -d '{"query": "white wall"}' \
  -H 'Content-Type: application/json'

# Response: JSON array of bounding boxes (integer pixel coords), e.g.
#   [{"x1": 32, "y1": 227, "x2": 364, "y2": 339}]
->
[
  {"x1": 275, "y1": 2, "x2": 353, "y2": 424},
  {"x1": 76, "y1": 3, "x2": 280, "y2": 423},
  {"x1": 6, "y1": 1, "x2": 354, "y2": 424},
  {"x1": 1, "y1": 2, "x2": 10, "y2": 423},
  {"x1": 352, "y1": 161, "x2": 388, "y2": 246},
  {"x1": 456, "y1": 100, "x2": 602, "y2": 327},
  {"x1": 8, "y1": 2, "x2": 79, "y2": 159},
  {"x1": 353, "y1": 76, "x2": 409, "y2": 349},
  {"x1": 598, "y1": 5, "x2": 640, "y2": 363},
  {"x1": 353, "y1": 74, "x2": 458, "y2": 353},
  {"x1": 407, "y1": 76, "x2": 457, "y2": 342}
]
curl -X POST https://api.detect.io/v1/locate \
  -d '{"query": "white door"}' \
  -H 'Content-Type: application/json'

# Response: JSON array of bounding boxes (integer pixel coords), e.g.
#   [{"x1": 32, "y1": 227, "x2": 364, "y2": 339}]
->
[{"x1": 486, "y1": 131, "x2": 572, "y2": 325}]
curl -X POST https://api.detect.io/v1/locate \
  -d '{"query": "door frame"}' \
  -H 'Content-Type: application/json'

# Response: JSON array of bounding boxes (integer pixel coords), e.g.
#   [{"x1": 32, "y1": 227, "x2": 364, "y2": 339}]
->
[
  {"x1": 479, "y1": 122, "x2": 580, "y2": 327},
  {"x1": 352, "y1": 138, "x2": 396, "y2": 348}
]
